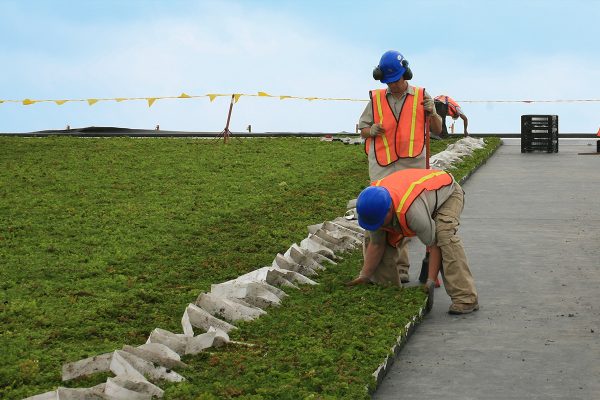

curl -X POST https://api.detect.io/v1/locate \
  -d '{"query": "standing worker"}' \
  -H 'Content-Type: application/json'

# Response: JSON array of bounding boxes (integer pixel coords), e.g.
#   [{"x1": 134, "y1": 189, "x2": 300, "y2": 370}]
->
[
  {"x1": 434, "y1": 95, "x2": 469, "y2": 137},
  {"x1": 346, "y1": 169, "x2": 479, "y2": 315},
  {"x1": 357, "y1": 50, "x2": 442, "y2": 285}
]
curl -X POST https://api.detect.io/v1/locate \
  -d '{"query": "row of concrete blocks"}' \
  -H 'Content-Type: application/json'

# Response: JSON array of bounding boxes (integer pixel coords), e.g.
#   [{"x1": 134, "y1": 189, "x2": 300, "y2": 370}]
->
[
  {"x1": 429, "y1": 137, "x2": 485, "y2": 170},
  {"x1": 24, "y1": 216, "x2": 364, "y2": 400}
]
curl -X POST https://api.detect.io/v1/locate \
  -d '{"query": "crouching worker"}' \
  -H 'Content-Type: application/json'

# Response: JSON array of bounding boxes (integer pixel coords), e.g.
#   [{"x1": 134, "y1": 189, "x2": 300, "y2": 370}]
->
[{"x1": 345, "y1": 169, "x2": 479, "y2": 315}]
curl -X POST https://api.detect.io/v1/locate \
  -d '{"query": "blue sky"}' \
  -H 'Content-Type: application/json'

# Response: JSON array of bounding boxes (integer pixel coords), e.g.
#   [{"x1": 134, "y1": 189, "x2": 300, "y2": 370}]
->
[{"x1": 1, "y1": 0, "x2": 598, "y2": 133}]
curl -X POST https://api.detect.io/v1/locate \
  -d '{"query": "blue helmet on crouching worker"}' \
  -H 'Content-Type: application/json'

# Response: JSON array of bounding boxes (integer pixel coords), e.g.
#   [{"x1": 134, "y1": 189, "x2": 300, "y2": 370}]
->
[
  {"x1": 356, "y1": 186, "x2": 392, "y2": 231},
  {"x1": 372, "y1": 50, "x2": 413, "y2": 83}
]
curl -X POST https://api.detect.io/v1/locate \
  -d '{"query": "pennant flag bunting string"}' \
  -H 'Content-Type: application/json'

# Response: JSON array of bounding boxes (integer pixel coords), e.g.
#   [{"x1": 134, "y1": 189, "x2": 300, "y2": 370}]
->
[{"x1": 2, "y1": 93, "x2": 599, "y2": 107}]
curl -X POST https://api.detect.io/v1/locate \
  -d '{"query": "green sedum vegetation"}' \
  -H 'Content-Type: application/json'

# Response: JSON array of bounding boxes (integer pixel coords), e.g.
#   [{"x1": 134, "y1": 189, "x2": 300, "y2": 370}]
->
[{"x1": 0, "y1": 136, "x2": 500, "y2": 399}]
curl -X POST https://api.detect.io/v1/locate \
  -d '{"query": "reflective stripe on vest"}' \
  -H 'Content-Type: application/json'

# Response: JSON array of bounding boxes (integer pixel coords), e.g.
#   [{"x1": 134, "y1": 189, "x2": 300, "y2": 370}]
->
[
  {"x1": 373, "y1": 169, "x2": 453, "y2": 247},
  {"x1": 364, "y1": 87, "x2": 426, "y2": 166},
  {"x1": 375, "y1": 89, "x2": 392, "y2": 164}
]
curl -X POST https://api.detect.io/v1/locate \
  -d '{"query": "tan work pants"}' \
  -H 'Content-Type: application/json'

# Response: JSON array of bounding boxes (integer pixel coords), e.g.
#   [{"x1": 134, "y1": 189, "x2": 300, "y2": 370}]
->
[
  {"x1": 362, "y1": 235, "x2": 410, "y2": 287},
  {"x1": 435, "y1": 184, "x2": 478, "y2": 305}
]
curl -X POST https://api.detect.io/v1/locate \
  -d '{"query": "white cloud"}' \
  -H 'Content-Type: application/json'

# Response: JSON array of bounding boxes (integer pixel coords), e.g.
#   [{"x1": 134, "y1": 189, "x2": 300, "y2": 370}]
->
[
  {"x1": 0, "y1": 1, "x2": 373, "y2": 132},
  {"x1": 1, "y1": 2, "x2": 598, "y2": 134}
]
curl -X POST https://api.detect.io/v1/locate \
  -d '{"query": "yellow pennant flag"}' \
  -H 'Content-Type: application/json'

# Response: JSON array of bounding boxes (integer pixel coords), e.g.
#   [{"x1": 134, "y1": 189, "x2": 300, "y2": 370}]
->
[
  {"x1": 147, "y1": 98, "x2": 157, "y2": 107},
  {"x1": 178, "y1": 93, "x2": 191, "y2": 98},
  {"x1": 258, "y1": 91, "x2": 271, "y2": 97},
  {"x1": 115, "y1": 98, "x2": 127, "y2": 102},
  {"x1": 207, "y1": 94, "x2": 218, "y2": 102},
  {"x1": 306, "y1": 97, "x2": 317, "y2": 101},
  {"x1": 23, "y1": 99, "x2": 36, "y2": 105},
  {"x1": 233, "y1": 94, "x2": 242, "y2": 103},
  {"x1": 279, "y1": 95, "x2": 292, "y2": 100},
  {"x1": 54, "y1": 100, "x2": 68, "y2": 105},
  {"x1": 87, "y1": 99, "x2": 99, "y2": 106}
]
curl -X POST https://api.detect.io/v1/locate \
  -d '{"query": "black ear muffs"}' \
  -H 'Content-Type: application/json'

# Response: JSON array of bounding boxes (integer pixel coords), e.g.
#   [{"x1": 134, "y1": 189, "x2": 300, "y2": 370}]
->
[
  {"x1": 401, "y1": 59, "x2": 413, "y2": 80},
  {"x1": 372, "y1": 59, "x2": 413, "y2": 81},
  {"x1": 372, "y1": 66, "x2": 383, "y2": 81}
]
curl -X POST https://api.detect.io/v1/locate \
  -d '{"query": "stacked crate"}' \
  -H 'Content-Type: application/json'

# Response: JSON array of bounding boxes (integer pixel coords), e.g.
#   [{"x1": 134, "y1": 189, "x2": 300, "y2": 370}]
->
[{"x1": 521, "y1": 115, "x2": 559, "y2": 153}]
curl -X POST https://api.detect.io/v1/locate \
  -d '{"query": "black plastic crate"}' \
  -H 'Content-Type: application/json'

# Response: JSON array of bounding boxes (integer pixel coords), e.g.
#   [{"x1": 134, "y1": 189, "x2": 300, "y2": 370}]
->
[{"x1": 521, "y1": 115, "x2": 558, "y2": 153}]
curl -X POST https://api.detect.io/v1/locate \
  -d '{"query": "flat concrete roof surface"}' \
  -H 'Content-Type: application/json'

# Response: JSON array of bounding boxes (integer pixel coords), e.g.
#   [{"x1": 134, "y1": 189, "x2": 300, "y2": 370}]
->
[{"x1": 374, "y1": 142, "x2": 600, "y2": 400}]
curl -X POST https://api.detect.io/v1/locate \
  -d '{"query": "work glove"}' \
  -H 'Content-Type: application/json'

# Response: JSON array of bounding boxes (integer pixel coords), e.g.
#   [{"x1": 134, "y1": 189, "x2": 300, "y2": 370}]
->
[
  {"x1": 369, "y1": 123, "x2": 385, "y2": 137},
  {"x1": 422, "y1": 97, "x2": 436, "y2": 114}
]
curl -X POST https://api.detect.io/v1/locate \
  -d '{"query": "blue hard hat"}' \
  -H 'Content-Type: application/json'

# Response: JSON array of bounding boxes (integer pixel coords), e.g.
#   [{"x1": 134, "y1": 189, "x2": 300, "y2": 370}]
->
[
  {"x1": 356, "y1": 186, "x2": 392, "y2": 231},
  {"x1": 378, "y1": 50, "x2": 407, "y2": 84}
]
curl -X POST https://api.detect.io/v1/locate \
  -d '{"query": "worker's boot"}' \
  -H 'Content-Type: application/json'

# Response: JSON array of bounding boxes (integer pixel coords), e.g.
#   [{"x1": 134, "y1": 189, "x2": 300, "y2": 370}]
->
[{"x1": 448, "y1": 302, "x2": 479, "y2": 315}]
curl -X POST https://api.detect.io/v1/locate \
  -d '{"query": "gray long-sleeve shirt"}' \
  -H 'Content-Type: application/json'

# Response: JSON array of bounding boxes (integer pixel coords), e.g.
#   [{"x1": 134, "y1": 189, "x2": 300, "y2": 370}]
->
[{"x1": 368, "y1": 180, "x2": 456, "y2": 246}]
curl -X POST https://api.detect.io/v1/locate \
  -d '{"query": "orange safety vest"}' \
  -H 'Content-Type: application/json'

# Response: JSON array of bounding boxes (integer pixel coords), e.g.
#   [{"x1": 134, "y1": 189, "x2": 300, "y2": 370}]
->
[
  {"x1": 434, "y1": 95, "x2": 461, "y2": 118},
  {"x1": 372, "y1": 169, "x2": 453, "y2": 247},
  {"x1": 365, "y1": 87, "x2": 426, "y2": 166}
]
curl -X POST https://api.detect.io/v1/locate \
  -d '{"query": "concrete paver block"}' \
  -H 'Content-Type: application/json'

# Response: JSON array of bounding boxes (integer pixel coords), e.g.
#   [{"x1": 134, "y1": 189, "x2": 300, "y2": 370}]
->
[
  {"x1": 272, "y1": 253, "x2": 318, "y2": 276},
  {"x1": 264, "y1": 268, "x2": 299, "y2": 288},
  {"x1": 195, "y1": 292, "x2": 266, "y2": 323},
  {"x1": 112, "y1": 350, "x2": 184, "y2": 383},
  {"x1": 429, "y1": 137, "x2": 484, "y2": 170},
  {"x1": 24, "y1": 384, "x2": 107, "y2": 400},
  {"x1": 110, "y1": 351, "x2": 147, "y2": 382},
  {"x1": 293, "y1": 242, "x2": 333, "y2": 265},
  {"x1": 307, "y1": 222, "x2": 323, "y2": 234},
  {"x1": 146, "y1": 328, "x2": 189, "y2": 355},
  {"x1": 299, "y1": 246, "x2": 337, "y2": 266},
  {"x1": 122, "y1": 343, "x2": 187, "y2": 370},
  {"x1": 207, "y1": 326, "x2": 230, "y2": 347},
  {"x1": 234, "y1": 267, "x2": 300, "y2": 289},
  {"x1": 248, "y1": 280, "x2": 287, "y2": 300},
  {"x1": 104, "y1": 382, "x2": 151, "y2": 400},
  {"x1": 211, "y1": 281, "x2": 283, "y2": 309},
  {"x1": 286, "y1": 244, "x2": 326, "y2": 270},
  {"x1": 277, "y1": 269, "x2": 317, "y2": 286},
  {"x1": 184, "y1": 326, "x2": 230, "y2": 355},
  {"x1": 331, "y1": 217, "x2": 364, "y2": 234},
  {"x1": 299, "y1": 237, "x2": 338, "y2": 261},
  {"x1": 181, "y1": 308, "x2": 195, "y2": 337},
  {"x1": 23, "y1": 391, "x2": 57, "y2": 400},
  {"x1": 298, "y1": 240, "x2": 337, "y2": 262},
  {"x1": 61, "y1": 352, "x2": 113, "y2": 381},
  {"x1": 58, "y1": 384, "x2": 108, "y2": 400},
  {"x1": 105, "y1": 376, "x2": 164, "y2": 399},
  {"x1": 182, "y1": 303, "x2": 236, "y2": 335},
  {"x1": 313, "y1": 229, "x2": 359, "y2": 252},
  {"x1": 315, "y1": 222, "x2": 362, "y2": 247},
  {"x1": 321, "y1": 221, "x2": 364, "y2": 242},
  {"x1": 185, "y1": 331, "x2": 216, "y2": 355}
]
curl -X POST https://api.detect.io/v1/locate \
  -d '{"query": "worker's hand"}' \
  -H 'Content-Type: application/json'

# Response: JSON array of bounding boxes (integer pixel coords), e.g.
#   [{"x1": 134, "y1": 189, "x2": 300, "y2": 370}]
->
[
  {"x1": 422, "y1": 279, "x2": 436, "y2": 293},
  {"x1": 369, "y1": 123, "x2": 384, "y2": 137},
  {"x1": 345, "y1": 275, "x2": 371, "y2": 287},
  {"x1": 422, "y1": 97, "x2": 436, "y2": 114}
]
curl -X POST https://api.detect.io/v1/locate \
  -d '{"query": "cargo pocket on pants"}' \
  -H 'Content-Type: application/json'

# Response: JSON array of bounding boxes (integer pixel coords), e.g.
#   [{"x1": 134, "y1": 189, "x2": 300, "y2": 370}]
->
[{"x1": 435, "y1": 214, "x2": 459, "y2": 247}]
